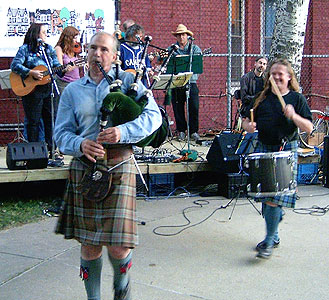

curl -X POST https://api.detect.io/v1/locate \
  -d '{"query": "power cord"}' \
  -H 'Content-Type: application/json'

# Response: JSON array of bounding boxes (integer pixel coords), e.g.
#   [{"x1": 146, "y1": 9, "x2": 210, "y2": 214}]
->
[
  {"x1": 152, "y1": 198, "x2": 226, "y2": 236},
  {"x1": 293, "y1": 205, "x2": 329, "y2": 216},
  {"x1": 293, "y1": 191, "x2": 329, "y2": 216}
]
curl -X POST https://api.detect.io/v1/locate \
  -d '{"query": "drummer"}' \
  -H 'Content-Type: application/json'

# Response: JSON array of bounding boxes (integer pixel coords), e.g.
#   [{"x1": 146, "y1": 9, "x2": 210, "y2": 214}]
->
[{"x1": 241, "y1": 58, "x2": 313, "y2": 259}]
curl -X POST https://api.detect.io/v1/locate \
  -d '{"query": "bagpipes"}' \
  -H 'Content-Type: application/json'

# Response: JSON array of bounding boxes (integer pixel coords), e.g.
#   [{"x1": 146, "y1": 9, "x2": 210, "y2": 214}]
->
[{"x1": 97, "y1": 41, "x2": 179, "y2": 148}]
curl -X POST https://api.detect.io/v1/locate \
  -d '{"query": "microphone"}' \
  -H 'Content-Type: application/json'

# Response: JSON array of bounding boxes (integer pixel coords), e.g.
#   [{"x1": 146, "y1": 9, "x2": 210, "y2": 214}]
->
[
  {"x1": 188, "y1": 36, "x2": 195, "y2": 41},
  {"x1": 37, "y1": 38, "x2": 45, "y2": 47},
  {"x1": 170, "y1": 44, "x2": 179, "y2": 52},
  {"x1": 144, "y1": 35, "x2": 152, "y2": 43},
  {"x1": 80, "y1": 30, "x2": 85, "y2": 44},
  {"x1": 135, "y1": 35, "x2": 144, "y2": 45}
]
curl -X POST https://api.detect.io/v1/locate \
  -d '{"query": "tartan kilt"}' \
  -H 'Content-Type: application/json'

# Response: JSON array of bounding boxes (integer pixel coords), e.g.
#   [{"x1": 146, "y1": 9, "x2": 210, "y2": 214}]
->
[
  {"x1": 252, "y1": 140, "x2": 298, "y2": 208},
  {"x1": 55, "y1": 146, "x2": 138, "y2": 248}
]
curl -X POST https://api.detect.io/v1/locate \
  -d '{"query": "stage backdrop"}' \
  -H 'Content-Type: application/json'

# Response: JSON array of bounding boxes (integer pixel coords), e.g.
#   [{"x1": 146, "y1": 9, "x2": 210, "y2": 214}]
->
[{"x1": 0, "y1": 1, "x2": 115, "y2": 57}]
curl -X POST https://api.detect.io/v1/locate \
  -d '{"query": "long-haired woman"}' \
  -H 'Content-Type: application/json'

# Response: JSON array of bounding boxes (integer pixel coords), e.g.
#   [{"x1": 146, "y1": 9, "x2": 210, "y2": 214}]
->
[
  {"x1": 11, "y1": 23, "x2": 64, "y2": 157},
  {"x1": 242, "y1": 58, "x2": 313, "y2": 259},
  {"x1": 54, "y1": 26, "x2": 82, "y2": 95}
]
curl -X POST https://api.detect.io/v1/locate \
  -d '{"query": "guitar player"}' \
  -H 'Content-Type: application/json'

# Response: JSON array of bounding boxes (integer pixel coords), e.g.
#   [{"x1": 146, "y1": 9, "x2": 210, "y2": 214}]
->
[
  {"x1": 10, "y1": 23, "x2": 68, "y2": 159},
  {"x1": 169, "y1": 24, "x2": 202, "y2": 142},
  {"x1": 119, "y1": 23, "x2": 154, "y2": 87}
]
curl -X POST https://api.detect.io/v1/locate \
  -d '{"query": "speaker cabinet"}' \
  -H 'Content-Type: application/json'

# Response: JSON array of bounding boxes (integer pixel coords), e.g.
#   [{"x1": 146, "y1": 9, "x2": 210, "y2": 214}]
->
[
  {"x1": 206, "y1": 133, "x2": 240, "y2": 173},
  {"x1": 6, "y1": 142, "x2": 48, "y2": 170},
  {"x1": 217, "y1": 172, "x2": 249, "y2": 199}
]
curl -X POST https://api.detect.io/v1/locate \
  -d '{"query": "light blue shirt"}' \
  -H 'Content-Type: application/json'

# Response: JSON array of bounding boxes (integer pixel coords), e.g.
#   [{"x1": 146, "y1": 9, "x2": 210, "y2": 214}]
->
[{"x1": 54, "y1": 67, "x2": 162, "y2": 157}]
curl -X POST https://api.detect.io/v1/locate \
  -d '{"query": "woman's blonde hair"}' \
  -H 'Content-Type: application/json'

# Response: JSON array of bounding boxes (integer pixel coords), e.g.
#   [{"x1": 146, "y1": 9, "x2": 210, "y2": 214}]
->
[{"x1": 253, "y1": 58, "x2": 300, "y2": 109}]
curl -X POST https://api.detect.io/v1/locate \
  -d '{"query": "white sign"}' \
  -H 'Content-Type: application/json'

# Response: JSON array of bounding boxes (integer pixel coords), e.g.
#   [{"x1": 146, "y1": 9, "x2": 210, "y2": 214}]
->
[{"x1": 0, "y1": 1, "x2": 115, "y2": 57}]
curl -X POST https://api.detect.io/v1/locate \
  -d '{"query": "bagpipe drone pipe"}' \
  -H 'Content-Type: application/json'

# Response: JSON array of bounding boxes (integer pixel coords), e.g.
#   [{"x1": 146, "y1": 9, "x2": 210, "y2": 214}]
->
[{"x1": 97, "y1": 42, "x2": 178, "y2": 148}]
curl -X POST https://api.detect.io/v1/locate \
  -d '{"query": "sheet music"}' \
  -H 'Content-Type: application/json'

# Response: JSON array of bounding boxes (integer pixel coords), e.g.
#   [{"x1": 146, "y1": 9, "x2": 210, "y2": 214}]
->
[
  {"x1": 152, "y1": 72, "x2": 193, "y2": 90},
  {"x1": 0, "y1": 69, "x2": 12, "y2": 90}
]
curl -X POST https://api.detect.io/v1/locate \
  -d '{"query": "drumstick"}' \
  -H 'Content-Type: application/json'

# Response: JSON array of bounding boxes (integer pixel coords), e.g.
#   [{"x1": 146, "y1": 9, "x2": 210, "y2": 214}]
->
[
  {"x1": 269, "y1": 75, "x2": 286, "y2": 110},
  {"x1": 250, "y1": 109, "x2": 254, "y2": 123}
]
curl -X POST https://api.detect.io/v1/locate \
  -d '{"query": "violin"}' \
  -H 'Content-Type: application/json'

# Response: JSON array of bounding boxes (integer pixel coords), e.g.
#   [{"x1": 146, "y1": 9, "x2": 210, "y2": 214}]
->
[{"x1": 73, "y1": 42, "x2": 82, "y2": 54}]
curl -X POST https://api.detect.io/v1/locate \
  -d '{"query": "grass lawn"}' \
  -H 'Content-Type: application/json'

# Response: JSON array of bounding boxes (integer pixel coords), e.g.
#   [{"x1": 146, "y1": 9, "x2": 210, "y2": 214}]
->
[
  {"x1": 0, "y1": 180, "x2": 65, "y2": 230},
  {"x1": 0, "y1": 197, "x2": 55, "y2": 230}
]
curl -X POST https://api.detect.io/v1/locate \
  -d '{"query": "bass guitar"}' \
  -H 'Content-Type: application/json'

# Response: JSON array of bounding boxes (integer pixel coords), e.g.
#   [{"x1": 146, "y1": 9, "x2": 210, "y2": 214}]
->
[{"x1": 10, "y1": 58, "x2": 86, "y2": 96}]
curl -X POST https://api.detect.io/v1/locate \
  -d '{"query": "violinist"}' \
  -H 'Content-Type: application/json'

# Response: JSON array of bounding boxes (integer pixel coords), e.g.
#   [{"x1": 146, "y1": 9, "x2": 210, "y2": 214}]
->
[
  {"x1": 52, "y1": 26, "x2": 82, "y2": 162},
  {"x1": 54, "y1": 26, "x2": 82, "y2": 101}
]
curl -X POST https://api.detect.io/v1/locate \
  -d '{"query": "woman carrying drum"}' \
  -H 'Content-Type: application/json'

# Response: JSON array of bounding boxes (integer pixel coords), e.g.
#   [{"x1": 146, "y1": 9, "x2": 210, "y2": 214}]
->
[{"x1": 242, "y1": 58, "x2": 313, "y2": 259}]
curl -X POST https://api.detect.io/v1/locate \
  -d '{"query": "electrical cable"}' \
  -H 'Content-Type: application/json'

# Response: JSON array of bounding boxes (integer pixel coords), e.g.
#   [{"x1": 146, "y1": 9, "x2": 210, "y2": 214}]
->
[
  {"x1": 152, "y1": 198, "x2": 228, "y2": 236},
  {"x1": 293, "y1": 204, "x2": 329, "y2": 216},
  {"x1": 152, "y1": 187, "x2": 251, "y2": 237}
]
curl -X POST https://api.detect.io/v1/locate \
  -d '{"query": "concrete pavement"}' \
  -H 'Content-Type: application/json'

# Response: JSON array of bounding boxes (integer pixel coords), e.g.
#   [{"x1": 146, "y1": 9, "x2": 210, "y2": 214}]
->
[{"x1": 1, "y1": 184, "x2": 329, "y2": 300}]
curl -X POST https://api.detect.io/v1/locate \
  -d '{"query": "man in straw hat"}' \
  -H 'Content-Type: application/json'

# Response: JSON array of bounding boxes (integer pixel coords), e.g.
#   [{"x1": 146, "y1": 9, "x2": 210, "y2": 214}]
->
[{"x1": 170, "y1": 24, "x2": 202, "y2": 141}]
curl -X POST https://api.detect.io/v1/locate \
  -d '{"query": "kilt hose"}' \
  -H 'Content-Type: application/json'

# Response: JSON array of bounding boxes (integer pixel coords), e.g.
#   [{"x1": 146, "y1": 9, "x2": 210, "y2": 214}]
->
[{"x1": 55, "y1": 145, "x2": 138, "y2": 248}]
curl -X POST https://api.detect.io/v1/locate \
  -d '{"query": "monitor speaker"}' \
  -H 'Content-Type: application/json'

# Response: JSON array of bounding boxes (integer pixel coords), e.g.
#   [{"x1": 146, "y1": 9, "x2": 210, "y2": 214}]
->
[
  {"x1": 206, "y1": 133, "x2": 240, "y2": 173},
  {"x1": 6, "y1": 142, "x2": 48, "y2": 170}
]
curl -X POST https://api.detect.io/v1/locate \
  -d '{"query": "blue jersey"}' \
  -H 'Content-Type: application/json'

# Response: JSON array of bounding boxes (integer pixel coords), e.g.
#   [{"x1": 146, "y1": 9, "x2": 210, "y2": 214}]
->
[{"x1": 120, "y1": 43, "x2": 152, "y2": 87}]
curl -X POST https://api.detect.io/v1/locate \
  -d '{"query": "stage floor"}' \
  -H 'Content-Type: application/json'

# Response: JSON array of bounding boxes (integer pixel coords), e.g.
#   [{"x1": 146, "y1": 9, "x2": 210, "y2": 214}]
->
[
  {"x1": 0, "y1": 136, "x2": 320, "y2": 184},
  {"x1": 0, "y1": 138, "x2": 213, "y2": 183}
]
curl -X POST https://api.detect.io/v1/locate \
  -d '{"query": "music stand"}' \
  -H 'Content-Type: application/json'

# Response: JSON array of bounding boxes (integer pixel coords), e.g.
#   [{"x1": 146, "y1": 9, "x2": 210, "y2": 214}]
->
[
  {"x1": 0, "y1": 69, "x2": 27, "y2": 143},
  {"x1": 152, "y1": 72, "x2": 193, "y2": 90},
  {"x1": 165, "y1": 54, "x2": 203, "y2": 75},
  {"x1": 151, "y1": 72, "x2": 192, "y2": 141},
  {"x1": 223, "y1": 131, "x2": 261, "y2": 219},
  {"x1": 164, "y1": 42, "x2": 203, "y2": 155}
]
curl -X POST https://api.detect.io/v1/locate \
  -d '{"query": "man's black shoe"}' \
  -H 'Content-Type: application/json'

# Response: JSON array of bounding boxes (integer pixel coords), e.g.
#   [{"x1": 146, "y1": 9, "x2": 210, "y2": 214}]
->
[
  {"x1": 255, "y1": 239, "x2": 280, "y2": 252},
  {"x1": 256, "y1": 245, "x2": 274, "y2": 259}
]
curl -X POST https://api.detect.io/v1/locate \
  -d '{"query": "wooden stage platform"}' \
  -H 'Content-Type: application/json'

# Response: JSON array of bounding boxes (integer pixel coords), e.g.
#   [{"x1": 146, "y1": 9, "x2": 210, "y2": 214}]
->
[
  {"x1": 0, "y1": 139, "x2": 213, "y2": 184},
  {"x1": 0, "y1": 137, "x2": 320, "y2": 185}
]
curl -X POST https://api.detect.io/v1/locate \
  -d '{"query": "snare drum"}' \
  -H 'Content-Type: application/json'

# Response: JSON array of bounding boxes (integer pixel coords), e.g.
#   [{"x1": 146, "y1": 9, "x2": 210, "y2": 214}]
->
[{"x1": 245, "y1": 151, "x2": 296, "y2": 197}]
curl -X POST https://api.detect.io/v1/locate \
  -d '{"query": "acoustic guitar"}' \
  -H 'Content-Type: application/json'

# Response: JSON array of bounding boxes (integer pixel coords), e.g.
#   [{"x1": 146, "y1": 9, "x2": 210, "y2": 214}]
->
[{"x1": 10, "y1": 58, "x2": 86, "y2": 96}]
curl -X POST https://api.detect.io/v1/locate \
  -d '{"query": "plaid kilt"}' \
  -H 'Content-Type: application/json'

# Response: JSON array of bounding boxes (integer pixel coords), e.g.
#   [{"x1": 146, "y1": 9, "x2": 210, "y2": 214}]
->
[
  {"x1": 252, "y1": 140, "x2": 298, "y2": 208},
  {"x1": 55, "y1": 146, "x2": 138, "y2": 248}
]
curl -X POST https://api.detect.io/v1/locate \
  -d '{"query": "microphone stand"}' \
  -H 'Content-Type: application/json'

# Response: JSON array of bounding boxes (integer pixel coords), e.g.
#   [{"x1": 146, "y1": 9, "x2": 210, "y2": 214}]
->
[
  {"x1": 186, "y1": 38, "x2": 194, "y2": 153},
  {"x1": 39, "y1": 42, "x2": 60, "y2": 165}
]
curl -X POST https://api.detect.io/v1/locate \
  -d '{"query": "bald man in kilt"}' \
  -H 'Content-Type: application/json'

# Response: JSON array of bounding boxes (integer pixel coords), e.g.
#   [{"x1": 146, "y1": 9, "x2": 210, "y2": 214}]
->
[{"x1": 54, "y1": 32, "x2": 162, "y2": 300}]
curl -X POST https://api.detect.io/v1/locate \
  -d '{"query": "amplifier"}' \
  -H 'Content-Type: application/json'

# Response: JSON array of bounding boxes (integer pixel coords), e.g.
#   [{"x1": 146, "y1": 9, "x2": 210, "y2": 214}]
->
[
  {"x1": 217, "y1": 172, "x2": 249, "y2": 199},
  {"x1": 206, "y1": 133, "x2": 240, "y2": 173},
  {"x1": 6, "y1": 142, "x2": 49, "y2": 170}
]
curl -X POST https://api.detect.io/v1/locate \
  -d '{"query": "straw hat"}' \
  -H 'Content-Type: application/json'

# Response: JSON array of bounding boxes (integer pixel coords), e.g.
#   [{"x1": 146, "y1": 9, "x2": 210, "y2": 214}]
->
[{"x1": 171, "y1": 24, "x2": 194, "y2": 37}]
